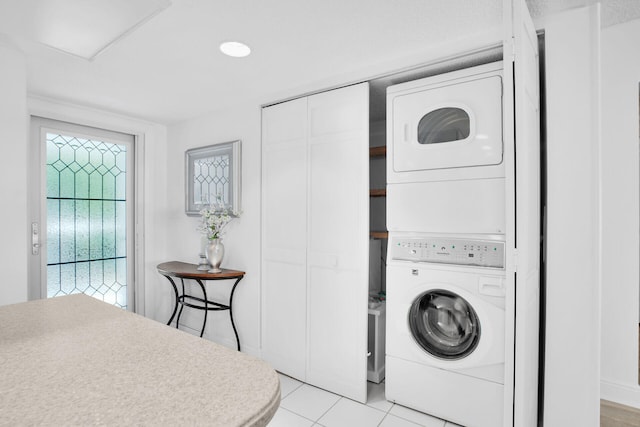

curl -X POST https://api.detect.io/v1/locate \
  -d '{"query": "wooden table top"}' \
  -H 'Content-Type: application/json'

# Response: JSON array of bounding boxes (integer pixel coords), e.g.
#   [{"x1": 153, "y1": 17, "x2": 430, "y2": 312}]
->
[{"x1": 157, "y1": 261, "x2": 245, "y2": 279}]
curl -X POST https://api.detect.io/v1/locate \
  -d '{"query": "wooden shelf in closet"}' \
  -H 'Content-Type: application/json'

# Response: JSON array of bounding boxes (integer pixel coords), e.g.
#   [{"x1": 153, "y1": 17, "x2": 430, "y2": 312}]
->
[
  {"x1": 370, "y1": 231, "x2": 388, "y2": 239},
  {"x1": 370, "y1": 189, "x2": 386, "y2": 197},
  {"x1": 369, "y1": 146, "x2": 386, "y2": 157}
]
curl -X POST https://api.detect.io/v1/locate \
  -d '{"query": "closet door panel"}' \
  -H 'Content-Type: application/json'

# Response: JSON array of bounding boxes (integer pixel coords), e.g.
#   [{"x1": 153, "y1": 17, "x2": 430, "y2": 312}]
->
[
  {"x1": 509, "y1": 1, "x2": 541, "y2": 425},
  {"x1": 263, "y1": 147, "x2": 307, "y2": 252},
  {"x1": 262, "y1": 260, "x2": 307, "y2": 378},
  {"x1": 306, "y1": 83, "x2": 369, "y2": 403},
  {"x1": 261, "y1": 98, "x2": 308, "y2": 380},
  {"x1": 308, "y1": 140, "x2": 361, "y2": 267},
  {"x1": 503, "y1": 0, "x2": 540, "y2": 425},
  {"x1": 263, "y1": 97, "x2": 308, "y2": 144},
  {"x1": 309, "y1": 95, "x2": 366, "y2": 137},
  {"x1": 307, "y1": 266, "x2": 363, "y2": 394}
]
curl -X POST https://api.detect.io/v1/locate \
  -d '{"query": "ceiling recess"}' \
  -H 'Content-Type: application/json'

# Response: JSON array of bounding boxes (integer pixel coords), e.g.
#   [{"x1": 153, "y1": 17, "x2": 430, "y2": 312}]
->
[{"x1": 1, "y1": 0, "x2": 172, "y2": 60}]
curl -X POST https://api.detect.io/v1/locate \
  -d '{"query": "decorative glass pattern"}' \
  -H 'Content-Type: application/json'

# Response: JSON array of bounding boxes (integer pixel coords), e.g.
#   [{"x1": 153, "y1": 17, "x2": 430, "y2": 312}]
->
[
  {"x1": 193, "y1": 154, "x2": 230, "y2": 208},
  {"x1": 46, "y1": 133, "x2": 128, "y2": 309}
]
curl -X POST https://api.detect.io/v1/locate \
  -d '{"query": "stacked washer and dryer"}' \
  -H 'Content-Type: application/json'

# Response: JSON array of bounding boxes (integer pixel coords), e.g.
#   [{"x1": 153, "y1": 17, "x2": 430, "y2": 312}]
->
[{"x1": 385, "y1": 62, "x2": 510, "y2": 427}]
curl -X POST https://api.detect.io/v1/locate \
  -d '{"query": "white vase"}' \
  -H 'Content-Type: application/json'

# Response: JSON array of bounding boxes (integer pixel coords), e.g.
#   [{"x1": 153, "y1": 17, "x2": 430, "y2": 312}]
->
[{"x1": 205, "y1": 238, "x2": 225, "y2": 273}]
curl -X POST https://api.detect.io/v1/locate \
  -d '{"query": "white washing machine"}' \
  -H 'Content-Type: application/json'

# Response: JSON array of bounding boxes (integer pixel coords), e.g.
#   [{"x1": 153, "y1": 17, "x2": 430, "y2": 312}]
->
[
  {"x1": 386, "y1": 62, "x2": 506, "y2": 235},
  {"x1": 385, "y1": 233, "x2": 507, "y2": 427}
]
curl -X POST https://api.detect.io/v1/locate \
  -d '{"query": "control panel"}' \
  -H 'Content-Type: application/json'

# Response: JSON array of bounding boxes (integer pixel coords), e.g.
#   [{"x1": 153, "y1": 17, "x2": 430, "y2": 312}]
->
[{"x1": 390, "y1": 236, "x2": 505, "y2": 268}]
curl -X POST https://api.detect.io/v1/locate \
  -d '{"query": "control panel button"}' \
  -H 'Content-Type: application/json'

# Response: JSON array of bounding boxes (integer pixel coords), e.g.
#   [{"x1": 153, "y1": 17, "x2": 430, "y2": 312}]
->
[{"x1": 391, "y1": 237, "x2": 505, "y2": 268}]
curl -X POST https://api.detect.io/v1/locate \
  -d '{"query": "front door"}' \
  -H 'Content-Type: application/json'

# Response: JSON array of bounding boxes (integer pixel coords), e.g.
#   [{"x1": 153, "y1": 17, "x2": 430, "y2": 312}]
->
[{"x1": 29, "y1": 117, "x2": 135, "y2": 310}]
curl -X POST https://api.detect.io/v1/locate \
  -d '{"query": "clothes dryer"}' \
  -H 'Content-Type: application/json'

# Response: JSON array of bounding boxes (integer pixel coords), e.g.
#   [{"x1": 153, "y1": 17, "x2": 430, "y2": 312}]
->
[
  {"x1": 385, "y1": 233, "x2": 507, "y2": 427},
  {"x1": 386, "y1": 62, "x2": 506, "y2": 235},
  {"x1": 387, "y1": 61, "x2": 504, "y2": 184}
]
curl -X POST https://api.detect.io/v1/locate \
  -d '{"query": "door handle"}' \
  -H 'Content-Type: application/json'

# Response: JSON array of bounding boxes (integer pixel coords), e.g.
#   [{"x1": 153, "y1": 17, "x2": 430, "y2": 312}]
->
[{"x1": 32, "y1": 222, "x2": 40, "y2": 255}]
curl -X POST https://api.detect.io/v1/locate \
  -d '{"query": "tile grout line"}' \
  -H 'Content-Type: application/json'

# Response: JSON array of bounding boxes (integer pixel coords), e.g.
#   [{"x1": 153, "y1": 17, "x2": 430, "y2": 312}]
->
[
  {"x1": 277, "y1": 381, "x2": 344, "y2": 425},
  {"x1": 280, "y1": 377, "x2": 443, "y2": 427},
  {"x1": 313, "y1": 396, "x2": 343, "y2": 424},
  {"x1": 377, "y1": 410, "x2": 425, "y2": 427},
  {"x1": 376, "y1": 412, "x2": 390, "y2": 427},
  {"x1": 280, "y1": 382, "x2": 304, "y2": 400},
  {"x1": 278, "y1": 407, "x2": 317, "y2": 424}
]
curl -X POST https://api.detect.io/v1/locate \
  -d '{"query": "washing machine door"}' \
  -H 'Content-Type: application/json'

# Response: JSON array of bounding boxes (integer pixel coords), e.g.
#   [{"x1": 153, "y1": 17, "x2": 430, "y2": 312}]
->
[{"x1": 409, "y1": 289, "x2": 481, "y2": 360}]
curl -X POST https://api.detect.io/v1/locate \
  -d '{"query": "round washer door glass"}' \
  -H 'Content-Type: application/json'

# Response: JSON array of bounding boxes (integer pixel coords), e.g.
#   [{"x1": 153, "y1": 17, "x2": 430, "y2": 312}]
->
[{"x1": 409, "y1": 289, "x2": 480, "y2": 360}]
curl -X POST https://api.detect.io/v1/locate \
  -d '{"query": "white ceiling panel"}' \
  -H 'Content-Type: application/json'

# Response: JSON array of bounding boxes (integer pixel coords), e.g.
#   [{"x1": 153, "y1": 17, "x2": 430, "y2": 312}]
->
[
  {"x1": 0, "y1": 0, "x2": 170, "y2": 59},
  {"x1": 0, "y1": 0, "x2": 637, "y2": 124}
]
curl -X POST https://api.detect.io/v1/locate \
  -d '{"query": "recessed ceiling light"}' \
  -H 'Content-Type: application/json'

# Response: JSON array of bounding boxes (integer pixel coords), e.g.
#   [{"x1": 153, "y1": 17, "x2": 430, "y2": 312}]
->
[{"x1": 219, "y1": 41, "x2": 251, "y2": 58}]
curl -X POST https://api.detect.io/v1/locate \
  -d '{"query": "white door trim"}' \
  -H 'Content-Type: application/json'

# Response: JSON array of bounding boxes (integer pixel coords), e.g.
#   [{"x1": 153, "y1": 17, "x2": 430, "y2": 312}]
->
[{"x1": 27, "y1": 95, "x2": 152, "y2": 315}]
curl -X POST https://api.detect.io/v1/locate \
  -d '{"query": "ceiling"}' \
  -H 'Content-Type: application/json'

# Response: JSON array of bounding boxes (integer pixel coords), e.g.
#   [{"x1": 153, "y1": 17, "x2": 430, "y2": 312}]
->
[{"x1": 1, "y1": 0, "x2": 639, "y2": 125}]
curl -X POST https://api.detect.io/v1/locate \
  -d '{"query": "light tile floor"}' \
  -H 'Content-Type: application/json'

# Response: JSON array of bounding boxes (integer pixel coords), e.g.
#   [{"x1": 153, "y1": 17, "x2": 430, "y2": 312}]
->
[{"x1": 269, "y1": 373, "x2": 463, "y2": 427}]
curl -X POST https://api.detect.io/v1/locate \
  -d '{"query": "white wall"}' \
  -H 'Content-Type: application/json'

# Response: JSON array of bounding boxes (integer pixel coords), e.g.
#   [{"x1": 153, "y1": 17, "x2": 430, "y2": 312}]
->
[
  {"x1": 600, "y1": 18, "x2": 640, "y2": 408},
  {"x1": 543, "y1": 5, "x2": 602, "y2": 426},
  {"x1": 0, "y1": 36, "x2": 28, "y2": 306},
  {"x1": 165, "y1": 106, "x2": 263, "y2": 356}
]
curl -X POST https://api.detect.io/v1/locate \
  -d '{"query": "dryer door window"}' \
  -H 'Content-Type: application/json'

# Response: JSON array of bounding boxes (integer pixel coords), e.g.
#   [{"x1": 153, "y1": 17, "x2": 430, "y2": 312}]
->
[
  {"x1": 417, "y1": 107, "x2": 470, "y2": 145},
  {"x1": 409, "y1": 289, "x2": 480, "y2": 360}
]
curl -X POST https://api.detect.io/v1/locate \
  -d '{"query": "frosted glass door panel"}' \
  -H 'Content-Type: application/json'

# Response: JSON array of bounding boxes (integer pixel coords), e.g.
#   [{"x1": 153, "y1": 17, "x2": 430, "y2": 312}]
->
[{"x1": 46, "y1": 132, "x2": 131, "y2": 308}]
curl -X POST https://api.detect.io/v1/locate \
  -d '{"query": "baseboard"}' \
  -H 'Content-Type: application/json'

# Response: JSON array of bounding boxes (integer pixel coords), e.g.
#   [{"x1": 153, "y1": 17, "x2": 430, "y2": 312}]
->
[{"x1": 601, "y1": 379, "x2": 640, "y2": 409}]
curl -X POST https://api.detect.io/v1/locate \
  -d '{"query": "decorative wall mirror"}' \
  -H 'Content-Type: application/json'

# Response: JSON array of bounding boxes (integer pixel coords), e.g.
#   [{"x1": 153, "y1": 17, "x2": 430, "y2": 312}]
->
[{"x1": 185, "y1": 140, "x2": 241, "y2": 216}]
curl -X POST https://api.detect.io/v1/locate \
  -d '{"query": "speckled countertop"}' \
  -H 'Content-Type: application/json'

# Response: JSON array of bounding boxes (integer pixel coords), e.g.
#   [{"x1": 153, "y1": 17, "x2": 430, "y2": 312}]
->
[{"x1": 0, "y1": 294, "x2": 280, "y2": 426}]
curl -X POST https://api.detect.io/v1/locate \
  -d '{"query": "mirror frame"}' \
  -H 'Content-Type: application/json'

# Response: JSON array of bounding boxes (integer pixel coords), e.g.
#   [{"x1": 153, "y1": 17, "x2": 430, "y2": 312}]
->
[{"x1": 185, "y1": 140, "x2": 241, "y2": 216}]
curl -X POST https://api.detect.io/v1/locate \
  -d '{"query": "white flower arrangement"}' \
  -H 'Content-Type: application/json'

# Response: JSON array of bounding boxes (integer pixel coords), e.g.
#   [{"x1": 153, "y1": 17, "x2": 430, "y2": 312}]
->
[{"x1": 198, "y1": 200, "x2": 232, "y2": 241}]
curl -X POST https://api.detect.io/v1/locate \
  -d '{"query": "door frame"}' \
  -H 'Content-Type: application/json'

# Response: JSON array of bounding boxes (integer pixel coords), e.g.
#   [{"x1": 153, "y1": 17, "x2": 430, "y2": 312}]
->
[
  {"x1": 27, "y1": 99, "x2": 148, "y2": 315},
  {"x1": 29, "y1": 117, "x2": 136, "y2": 309},
  {"x1": 502, "y1": 0, "x2": 542, "y2": 425}
]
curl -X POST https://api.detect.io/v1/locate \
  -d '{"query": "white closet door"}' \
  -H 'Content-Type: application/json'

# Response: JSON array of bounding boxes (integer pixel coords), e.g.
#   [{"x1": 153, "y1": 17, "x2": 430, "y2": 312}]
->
[
  {"x1": 306, "y1": 83, "x2": 369, "y2": 403},
  {"x1": 512, "y1": 4, "x2": 541, "y2": 425},
  {"x1": 261, "y1": 98, "x2": 308, "y2": 380},
  {"x1": 503, "y1": 0, "x2": 541, "y2": 425}
]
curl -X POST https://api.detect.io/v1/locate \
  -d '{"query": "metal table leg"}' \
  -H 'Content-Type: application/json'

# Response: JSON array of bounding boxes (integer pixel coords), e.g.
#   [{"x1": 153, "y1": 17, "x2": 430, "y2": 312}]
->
[
  {"x1": 175, "y1": 278, "x2": 186, "y2": 330},
  {"x1": 164, "y1": 275, "x2": 179, "y2": 326},
  {"x1": 229, "y1": 277, "x2": 242, "y2": 351},
  {"x1": 195, "y1": 279, "x2": 208, "y2": 338}
]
